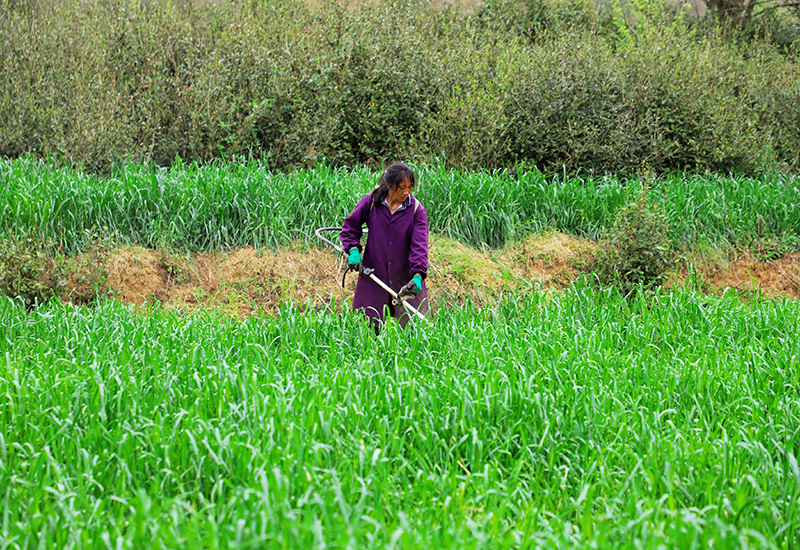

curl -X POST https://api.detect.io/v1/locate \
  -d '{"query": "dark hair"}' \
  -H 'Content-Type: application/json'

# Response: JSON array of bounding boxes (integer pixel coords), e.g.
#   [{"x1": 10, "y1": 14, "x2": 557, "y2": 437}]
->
[{"x1": 371, "y1": 162, "x2": 416, "y2": 208}]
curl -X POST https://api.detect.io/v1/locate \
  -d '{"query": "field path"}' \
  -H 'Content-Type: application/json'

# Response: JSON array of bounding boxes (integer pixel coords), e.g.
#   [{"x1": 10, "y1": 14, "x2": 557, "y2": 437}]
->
[{"x1": 72, "y1": 232, "x2": 800, "y2": 316}]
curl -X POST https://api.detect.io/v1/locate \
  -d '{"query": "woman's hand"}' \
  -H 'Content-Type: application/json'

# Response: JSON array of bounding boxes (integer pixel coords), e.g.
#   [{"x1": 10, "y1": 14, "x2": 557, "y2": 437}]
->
[
  {"x1": 412, "y1": 274, "x2": 422, "y2": 292},
  {"x1": 400, "y1": 274, "x2": 423, "y2": 297},
  {"x1": 348, "y1": 248, "x2": 362, "y2": 272}
]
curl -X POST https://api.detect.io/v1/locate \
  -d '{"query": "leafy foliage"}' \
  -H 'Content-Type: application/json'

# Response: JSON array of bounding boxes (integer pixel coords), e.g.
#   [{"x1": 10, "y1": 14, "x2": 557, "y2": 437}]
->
[
  {"x1": 0, "y1": 0, "x2": 798, "y2": 174},
  {"x1": 0, "y1": 226, "x2": 116, "y2": 307},
  {"x1": 60, "y1": 228, "x2": 117, "y2": 305},
  {"x1": 591, "y1": 186, "x2": 675, "y2": 294},
  {"x1": 0, "y1": 231, "x2": 58, "y2": 307}
]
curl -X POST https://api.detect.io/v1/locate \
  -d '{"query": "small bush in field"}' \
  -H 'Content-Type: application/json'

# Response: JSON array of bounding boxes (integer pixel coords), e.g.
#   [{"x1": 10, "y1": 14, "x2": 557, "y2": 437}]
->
[
  {"x1": 0, "y1": 227, "x2": 118, "y2": 307},
  {"x1": 592, "y1": 187, "x2": 675, "y2": 294},
  {"x1": 0, "y1": 231, "x2": 58, "y2": 307},
  {"x1": 60, "y1": 228, "x2": 117, "y2": 305}
]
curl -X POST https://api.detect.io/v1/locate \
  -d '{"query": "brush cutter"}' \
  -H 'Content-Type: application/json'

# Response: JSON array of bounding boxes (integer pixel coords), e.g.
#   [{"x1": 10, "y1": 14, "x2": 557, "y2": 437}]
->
[{"x1": 315, "y1": 227, "x2": 428, "y2": 323}]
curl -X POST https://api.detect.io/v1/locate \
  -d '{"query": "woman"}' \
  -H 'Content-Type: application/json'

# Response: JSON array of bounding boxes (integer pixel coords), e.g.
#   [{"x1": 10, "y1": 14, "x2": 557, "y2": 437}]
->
[{"x1": 340, "y1": 162, "x2": 430, "y2": 331}]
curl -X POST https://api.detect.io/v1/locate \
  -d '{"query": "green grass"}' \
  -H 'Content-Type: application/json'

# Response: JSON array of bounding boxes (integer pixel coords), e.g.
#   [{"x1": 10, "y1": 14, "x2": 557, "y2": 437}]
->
[
  {"x1": 1, "y1": 281, "x2": 798, "y2": 548},
  {"x1": 2, "y1": 158, "x2": 799, "y2": 253}
]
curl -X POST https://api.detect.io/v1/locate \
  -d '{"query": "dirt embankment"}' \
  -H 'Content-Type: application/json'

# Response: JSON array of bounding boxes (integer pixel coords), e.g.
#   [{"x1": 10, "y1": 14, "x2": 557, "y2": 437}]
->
[{"x1": 74, "y1": 232, "x2": 800, "y2": 317}]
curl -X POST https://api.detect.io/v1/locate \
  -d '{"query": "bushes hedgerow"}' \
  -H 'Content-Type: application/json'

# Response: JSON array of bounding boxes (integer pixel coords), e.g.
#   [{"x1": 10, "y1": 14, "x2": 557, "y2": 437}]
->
[{"x1": 0, "y1": 0, "x2": 798, "y2": 174}]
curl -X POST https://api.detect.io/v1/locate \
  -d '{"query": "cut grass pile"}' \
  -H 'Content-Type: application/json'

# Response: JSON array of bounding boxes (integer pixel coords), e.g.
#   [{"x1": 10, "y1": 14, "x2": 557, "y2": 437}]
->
[
  {"x1": 1, "y1": 158, "x2": 799, "y2": 253},
  {"x1": 1, "y1": 281, "x2": 798, "y2": 548}
]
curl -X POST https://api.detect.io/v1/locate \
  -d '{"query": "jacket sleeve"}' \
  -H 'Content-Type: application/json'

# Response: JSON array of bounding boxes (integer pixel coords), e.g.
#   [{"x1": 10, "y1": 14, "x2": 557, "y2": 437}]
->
[
  {"x1": 340, "y1": 193, "x2": 372, "y2": 252},
  {"x1": 408, "y1": 200, "x2": 429, "y2": 278}
]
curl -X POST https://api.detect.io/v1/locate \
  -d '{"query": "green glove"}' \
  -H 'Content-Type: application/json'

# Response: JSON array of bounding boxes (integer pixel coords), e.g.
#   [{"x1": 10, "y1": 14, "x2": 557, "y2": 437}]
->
[
  {"x1": 348, "y1": 248, "x2": 362, "y2": 271},
  {"x1": 400, "y1": 274, "x2": 423, "y2": 297},
  {"x1": 412, "y1": 273, "x2": 422, "y2": 293}
]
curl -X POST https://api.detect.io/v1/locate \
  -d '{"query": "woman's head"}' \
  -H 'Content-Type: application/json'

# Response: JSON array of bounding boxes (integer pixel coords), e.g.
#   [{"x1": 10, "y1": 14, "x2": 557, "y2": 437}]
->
[{"x1": 372, "y1": 162, "x2": 416, "y2": 206}]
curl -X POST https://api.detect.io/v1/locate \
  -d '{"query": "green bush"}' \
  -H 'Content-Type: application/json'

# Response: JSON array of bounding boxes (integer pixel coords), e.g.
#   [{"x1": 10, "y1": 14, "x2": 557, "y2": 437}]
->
[
  {"x1": 0, "y1": 231, "x2": 58, "y2": 307},
  {"x1": 591, "y1": 186, "x2": 675, "y2": 295},
  {"x1": 60, "y1": 228, "x2": 117, "y2": 305},
  {"x1": 0, "y1": 226, "x2": 116, "y2": 307},
  {"x1": 477, "y1": 0, "x2": 599, "y2": 40},
  {"x1": 0, "y1": 0, "x2": 798, "y2": 174}
]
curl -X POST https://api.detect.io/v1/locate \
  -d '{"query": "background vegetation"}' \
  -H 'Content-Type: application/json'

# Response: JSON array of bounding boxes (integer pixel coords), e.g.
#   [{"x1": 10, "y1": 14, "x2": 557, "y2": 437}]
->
[
  {"x1": 4, "y1": 157, "x2": 797, "y2": 305},
  {"x1": 1, "y1": 0, "x2": 799, "y2": 175},
  {"x1": 3, "y1": 158, "x2": 797, "y2": 253}
]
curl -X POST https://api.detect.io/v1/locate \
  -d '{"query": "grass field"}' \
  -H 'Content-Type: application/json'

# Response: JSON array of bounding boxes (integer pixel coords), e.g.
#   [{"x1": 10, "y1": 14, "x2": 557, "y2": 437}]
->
[
  {"x1": 2, "y1": 158, "x2": 799, "y2": 253},
  {"x1": 1, "y1": 280, "x2": 799, "y2": 549},
  {"x1": 1, "y1": 158, "x2": 799, "y2": 548}
]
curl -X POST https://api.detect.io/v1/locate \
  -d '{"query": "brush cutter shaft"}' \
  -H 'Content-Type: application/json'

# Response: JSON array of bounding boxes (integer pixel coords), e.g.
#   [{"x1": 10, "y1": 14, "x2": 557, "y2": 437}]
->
[{"x1": 314, "y1": 227, "x2": 428, "y2": 323}]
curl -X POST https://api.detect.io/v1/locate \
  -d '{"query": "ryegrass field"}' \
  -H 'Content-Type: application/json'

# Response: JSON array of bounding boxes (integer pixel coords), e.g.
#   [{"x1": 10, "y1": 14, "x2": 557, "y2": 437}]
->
[
  {"x1": 1, "y1": 158, "x2": 799, "y2": 253},
  {"x1": 1, "y1": 281, "x2": 799, "y2": 549}
]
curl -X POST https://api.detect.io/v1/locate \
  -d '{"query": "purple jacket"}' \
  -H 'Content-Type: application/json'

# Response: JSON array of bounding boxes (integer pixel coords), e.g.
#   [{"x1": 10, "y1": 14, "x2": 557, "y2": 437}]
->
[{"x1": 340, "y1": 192, "x2": 429, "y2": 321}]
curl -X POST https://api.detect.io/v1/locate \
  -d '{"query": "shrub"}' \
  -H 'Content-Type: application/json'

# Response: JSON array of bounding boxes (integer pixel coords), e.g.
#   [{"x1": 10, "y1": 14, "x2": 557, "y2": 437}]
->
[
  {"x1": 0, "y1": 0, "x2": 798, "y2": 174},
  {"x1": 0, "y1": 231, "x2": 58, "y2": 307},
  {"x1": 0, "y1": 226, "x2": 116, "y2": 307},
  {"x1": 477, "y1": 0, "x2": 599, "y2": 40},
  {"x1": 60, "y1": 228, "x2": 117, "y2": 305},
  {"x1": 591, "y1": 186, "x2": 675, "y2": 295}
]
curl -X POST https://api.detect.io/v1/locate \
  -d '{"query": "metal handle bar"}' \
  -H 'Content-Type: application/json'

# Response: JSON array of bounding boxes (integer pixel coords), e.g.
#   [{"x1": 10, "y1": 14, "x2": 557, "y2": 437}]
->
[{"x1": 314, "y1": 227, "x2": 349, "y2": 255}]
